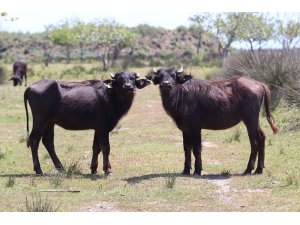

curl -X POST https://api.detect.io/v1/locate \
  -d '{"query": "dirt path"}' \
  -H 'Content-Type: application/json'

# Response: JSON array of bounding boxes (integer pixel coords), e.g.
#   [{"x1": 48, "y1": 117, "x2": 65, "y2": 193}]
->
[
  {"x1": 206, "y1": 175, "x2": 267, "y2": 210},
  {"x1": 206, "y1": 177, "x2": 233, "y2": 206},
  {"x1": 81, "y1": 201, "x2": 121, "y2": 212}
]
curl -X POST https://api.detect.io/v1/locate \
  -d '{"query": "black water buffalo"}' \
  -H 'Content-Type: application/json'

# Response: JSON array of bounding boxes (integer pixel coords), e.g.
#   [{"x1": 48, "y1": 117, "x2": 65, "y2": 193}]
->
[
  {"x1": 10, "y1": 60, "x2": 27, "y2": 86},
  {"x1": 146, "y1": 67, "x2": 279, "y2": 175},
  {"x1": 24, "y1": 72, "x2": 150, "y2": 175}
]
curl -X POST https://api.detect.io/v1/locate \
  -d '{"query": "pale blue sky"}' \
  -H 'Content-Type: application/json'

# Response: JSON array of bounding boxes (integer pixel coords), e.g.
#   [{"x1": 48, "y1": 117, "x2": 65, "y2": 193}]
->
[{"x1": 1, "y1": 0, "x2": 300, "y2": 33}]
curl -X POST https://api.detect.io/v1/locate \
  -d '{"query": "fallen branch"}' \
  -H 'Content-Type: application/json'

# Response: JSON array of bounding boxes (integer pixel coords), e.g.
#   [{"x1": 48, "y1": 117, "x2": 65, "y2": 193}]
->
[{"x1": 38, "y1": 189, "x2": 80, "y2": 193}]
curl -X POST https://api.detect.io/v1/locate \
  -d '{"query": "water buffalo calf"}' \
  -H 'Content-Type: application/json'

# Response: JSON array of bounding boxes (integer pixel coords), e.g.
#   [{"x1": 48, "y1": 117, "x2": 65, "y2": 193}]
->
[
  {"x1": 10, "y1": 60, "x2": 27, "y2": 86},
  {"x1": 24, "y1": 72, "x2": 150, "y2": 175},
  {"x1": 146, "y1": 67, "x2": 279, "y2": 175}
]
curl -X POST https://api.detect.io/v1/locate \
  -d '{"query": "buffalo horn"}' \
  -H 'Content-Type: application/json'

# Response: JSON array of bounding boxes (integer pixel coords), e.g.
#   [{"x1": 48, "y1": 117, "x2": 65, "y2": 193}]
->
[
  {"x1": 177, "y1": 66, "x2": 184, "y2": 73},
  {"x1": 153, "y1": 67, "x2": 157, "y2": 73},
  {"x1": 136, "y1": 73, "x2": 140, "y2": 79},
  {"x1": 111, "y1": 73, "x2": 115, "y2": 79}
]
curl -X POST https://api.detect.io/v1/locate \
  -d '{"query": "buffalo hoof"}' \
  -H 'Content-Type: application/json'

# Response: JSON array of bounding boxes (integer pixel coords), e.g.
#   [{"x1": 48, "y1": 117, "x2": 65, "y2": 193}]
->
[
  {"x1": 105, "y1": 172, "x2": 113, "y2": 176},
  {"x1": 254, "y1": 168, "x2": 263, "y2": 174},
  {"x1": 193, "y1": 171, "x2": 201, "y2": 176},
  {"x1": 91, "y1": 170, "x2": 98, "y2": 175},
  {"x1": 243, "y1": 168, "x2": 253, "y2": 175},
  {"x1": 57, "y1": 167, "x2": 65, "y2": 173},
  {"x1": 182, "y1": 170, "x2": 190, "y2": 175},
  {"x1": 35, "y1": 171, "x2": 44, "y2": 176}
]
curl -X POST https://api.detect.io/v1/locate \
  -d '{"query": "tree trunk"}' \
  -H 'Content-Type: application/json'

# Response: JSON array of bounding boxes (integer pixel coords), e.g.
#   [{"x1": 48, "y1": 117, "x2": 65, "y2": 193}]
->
[
  {"x1": 218, "y1": 42, "x2": 228, "y2": 62},
  {"x1": 196, "y1": 31, "x2": 202, "y2": 54},
  {"x1": 43, "y1": 44, "x2": 51, "y2": 67},
  {"x1": 66, "y1": 44, "x2": 71, "y2": 64},
  {"x1": 111, "y1": 46, "x2": 122, "y2": 68},
  {"x1": 79, "y1": 43, "x2": 84, "y2": 63},
  {"x1": 249, "y1": 41, "x2": 254, "y2": 52},
  {"x1": 101, "y1": 53, "x2": 110, "y2": 71}
]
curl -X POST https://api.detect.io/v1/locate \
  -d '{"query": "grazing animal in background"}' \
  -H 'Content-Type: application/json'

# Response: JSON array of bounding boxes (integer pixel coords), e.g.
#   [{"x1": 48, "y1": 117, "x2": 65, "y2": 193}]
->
[
  {"x1": 10, "y1": 60, "x2": 27, "y2": 86},
  {"x1": 146, "y1": 67, "x2": 279, "y2": 175},
  {"x1": 24, "y1": 72, "x2": 150, "y2": 175}
]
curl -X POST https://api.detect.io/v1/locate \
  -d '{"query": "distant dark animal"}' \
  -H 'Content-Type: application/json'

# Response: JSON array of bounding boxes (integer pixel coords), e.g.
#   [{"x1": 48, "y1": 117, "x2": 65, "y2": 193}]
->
[
  {"x1": 146, "y1": 67, "x2": 279, "y2": 175},
  {"x1": 10, "y1": 60, "x2": 27, "y2": 86},
  {"x1": 24, "y1": 72, "x2": 150, "y2": 175}
]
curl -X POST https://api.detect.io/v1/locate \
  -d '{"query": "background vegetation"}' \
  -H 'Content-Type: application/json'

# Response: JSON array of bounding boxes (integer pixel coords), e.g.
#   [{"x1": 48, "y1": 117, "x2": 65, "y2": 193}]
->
[{"x1": 0, "y1": 12, "x2": 300, "y2": 212}]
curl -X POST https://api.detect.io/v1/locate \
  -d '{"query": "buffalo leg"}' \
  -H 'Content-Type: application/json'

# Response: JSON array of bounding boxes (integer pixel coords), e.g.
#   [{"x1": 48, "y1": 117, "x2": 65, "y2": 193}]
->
[
  {"x1": 99, "y1": 132, "x2": 112, "y2": 175},
  {"x1": 90, "y1": 131, "x2": 102, "y2": 174},
  {"x1": 182, "y1": 132, "x2": 192, "y2": 175},
  {"x1": 42, "y1": 125, "x2": 64, "y2": 171},
  {"x1": 255, "y1": 128, "x2": 266, "y2": 174},
  {"x1": 244, "y1": 118, "x2": 260, "y2": 174},
  {"x1": 192, "y1": 131, "x2": 202, "y2": 175},
  {"x1": 24, "y1": 73, "x2": 27, "y2": 87},
  {"x1": 29, "y1": 129, "x2": 43, "y2": 175}
]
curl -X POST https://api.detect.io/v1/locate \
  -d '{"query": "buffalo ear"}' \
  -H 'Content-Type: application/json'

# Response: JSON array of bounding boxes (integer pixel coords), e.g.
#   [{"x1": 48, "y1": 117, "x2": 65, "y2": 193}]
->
[
  {"x1": 177, "y1": 74, "x2": 193, "y2": 84},
  {"x1": 103, "y1": 79, "x2": 115, "y2": 88},
  {"x1": 145, "y1": 73, "x2": 160, "y2": 85},
  {"x1": 136, "y1": 79, "x2": 151, "y2": 89}
]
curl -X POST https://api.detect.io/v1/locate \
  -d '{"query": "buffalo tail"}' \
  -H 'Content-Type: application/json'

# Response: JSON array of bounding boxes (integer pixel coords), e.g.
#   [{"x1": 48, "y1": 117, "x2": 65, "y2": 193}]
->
[
  {"x1": 24, "y1": 88, "x2": 30, "y2": 147},
  {"x1": 262, "y1": 84, "x2": 279, "y2": 134}
]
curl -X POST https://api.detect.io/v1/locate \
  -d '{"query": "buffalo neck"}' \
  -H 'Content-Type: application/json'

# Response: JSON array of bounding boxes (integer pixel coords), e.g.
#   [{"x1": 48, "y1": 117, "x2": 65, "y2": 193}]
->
[
  {"x1": 106, "y1": 89, "x2": 135, "y2": 130},
  {"x1": 160, "y1": 85, "x2": 183, "y2": 118}
]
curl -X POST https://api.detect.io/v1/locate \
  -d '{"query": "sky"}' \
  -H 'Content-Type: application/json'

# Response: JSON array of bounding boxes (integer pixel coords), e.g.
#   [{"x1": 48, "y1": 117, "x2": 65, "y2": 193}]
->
[{"x1": 1, "y1": 0, "x2": 300, "y2": 33}]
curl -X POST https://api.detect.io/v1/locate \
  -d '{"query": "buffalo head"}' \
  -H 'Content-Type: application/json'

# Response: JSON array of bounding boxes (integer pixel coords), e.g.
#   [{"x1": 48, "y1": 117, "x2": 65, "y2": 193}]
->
[
  {"x1": 104, "y1": 71, "x2": 150, "y2": 94},
  {"x1": 146, "y1": 67, "x2": 192, "y2": 92},
  {"x1": 9, "y1": 76, "x2": 22, "y2": 86}
]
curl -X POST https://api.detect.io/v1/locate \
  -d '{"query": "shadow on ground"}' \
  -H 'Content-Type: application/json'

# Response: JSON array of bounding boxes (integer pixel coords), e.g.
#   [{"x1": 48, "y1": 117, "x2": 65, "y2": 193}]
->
[{"x1": 123, "y1": 172, "x2": 245, "y2": 184}]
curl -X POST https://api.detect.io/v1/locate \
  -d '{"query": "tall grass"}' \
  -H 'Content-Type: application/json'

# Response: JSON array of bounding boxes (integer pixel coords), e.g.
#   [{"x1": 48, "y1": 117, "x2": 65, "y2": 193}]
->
[
  {"x1": 217, "y1": 49, "x2": 300, "y2": 109},
  {"x1": 24, "y1": 193, "x2": 60, "y2": 212}
]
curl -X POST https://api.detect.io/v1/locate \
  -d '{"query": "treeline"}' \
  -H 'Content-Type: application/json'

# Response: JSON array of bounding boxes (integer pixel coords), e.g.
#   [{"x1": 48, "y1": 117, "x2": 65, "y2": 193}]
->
[
  {"x1": 0, "y1": 19, "x2": 220, "y2": 70},
  {"x1": 1, "y1": 12, "x2": 300, "y2": 70}
]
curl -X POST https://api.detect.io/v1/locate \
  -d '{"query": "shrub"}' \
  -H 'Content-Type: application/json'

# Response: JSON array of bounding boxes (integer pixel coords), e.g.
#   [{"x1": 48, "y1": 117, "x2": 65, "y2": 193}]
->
[
  {"x1": 65, "y1": 160, "x2": 82, "y2": 178},
  {"x1": 5, "y1": 176, "x2": 16, "y2": 188},
  {"x1": 165, "y1": 173, "x2": 177, "y2": 189},
  {"x1": 48, "y1": 172, "x2": 65, "y2": 188},
  {"x1": 217, "y1": 49, "x2": 300, "y2": 109},
  {"x1": 60, "y1": 65, "x2": 86, "y2": 78},
  {"x1": 220, "y1": 169, "x2": 231, "y2": 176}
]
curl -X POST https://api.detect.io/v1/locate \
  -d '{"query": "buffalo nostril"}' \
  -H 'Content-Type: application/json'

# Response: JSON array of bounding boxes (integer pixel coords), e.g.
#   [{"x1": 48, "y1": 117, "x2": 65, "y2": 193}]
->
[{"x1": 162, "y1": 81, "x2": 170, "y2": 85}]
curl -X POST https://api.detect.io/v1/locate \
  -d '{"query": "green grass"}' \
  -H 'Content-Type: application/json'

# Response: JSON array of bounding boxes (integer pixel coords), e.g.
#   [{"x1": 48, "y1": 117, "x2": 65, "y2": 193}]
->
[{"x1": 0, "y1": 63, "x2": 299, "y2": 211}]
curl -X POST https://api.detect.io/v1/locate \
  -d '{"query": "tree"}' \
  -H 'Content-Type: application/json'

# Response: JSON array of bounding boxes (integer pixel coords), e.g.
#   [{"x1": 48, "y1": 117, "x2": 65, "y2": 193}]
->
[
  {"x1": 88, "y1": 19, "x2": 136, "y2": 71},
  {"x1": 32, "y1": 26, "x2": 55, "y2": 66},
  {"x1": 190, "y1": 13, "x2": 249, "y2": 62},
  {"x1": 237, "y1": 13, "x2": 274, "y2": 52},
  {"x1": 189, "y1": 13, "x2": 210, "y2": 54},
  {"x1": 73, "y1": 20, "x2": 90, "y2": 63},
  {"x1": 276, "y1": 17, "x2": 300, "y2": 49},
  {"x1": 50, "y1": 20, "x2": 77, "y2": 63}
]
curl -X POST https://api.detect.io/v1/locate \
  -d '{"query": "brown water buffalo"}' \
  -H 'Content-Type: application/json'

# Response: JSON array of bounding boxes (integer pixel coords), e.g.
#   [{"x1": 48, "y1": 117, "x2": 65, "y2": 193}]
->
[
  {"x1": 24, "y1": 72, "x2": 150, "y2": 175},
  {"x1": 10, "y1": 60, "x2": 27, "y2": 86},
  {"x1": 146, "y1": 67, "x2": 279, "y2": 175}
]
